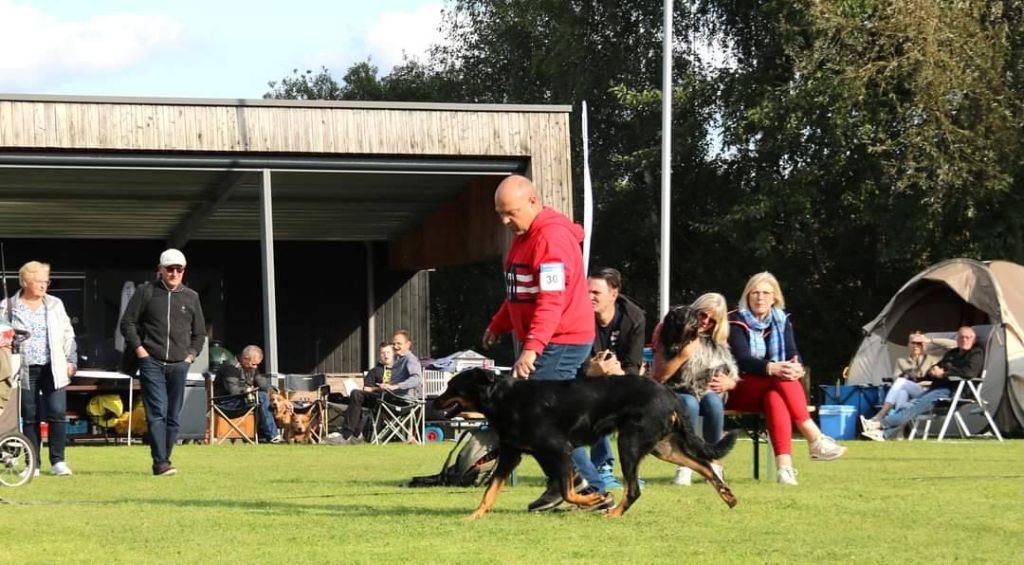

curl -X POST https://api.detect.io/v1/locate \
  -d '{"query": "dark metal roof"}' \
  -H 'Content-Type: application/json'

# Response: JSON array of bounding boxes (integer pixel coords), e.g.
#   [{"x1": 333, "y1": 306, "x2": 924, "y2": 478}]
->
[{"x1": 0, "y1": 151, "x2": 525, "y2": 242}]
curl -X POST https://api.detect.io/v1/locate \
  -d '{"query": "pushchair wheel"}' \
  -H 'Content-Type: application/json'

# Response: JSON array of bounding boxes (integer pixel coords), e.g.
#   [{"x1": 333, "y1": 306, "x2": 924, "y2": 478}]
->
[{"x1": 0, "y1": 431, "x2": 38, "y2": 487}]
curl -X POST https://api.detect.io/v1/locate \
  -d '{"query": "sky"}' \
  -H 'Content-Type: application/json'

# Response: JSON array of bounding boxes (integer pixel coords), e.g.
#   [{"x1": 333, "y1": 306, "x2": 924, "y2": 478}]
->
[{"x1": 0, "y1": 0, "x2": 446, "y2": 99}]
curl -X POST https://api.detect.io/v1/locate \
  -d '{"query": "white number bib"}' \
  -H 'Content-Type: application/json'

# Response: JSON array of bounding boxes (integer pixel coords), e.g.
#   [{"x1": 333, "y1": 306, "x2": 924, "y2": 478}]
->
[{"x1": 539, "y1": 262, "x2": 566, "y2": 291}]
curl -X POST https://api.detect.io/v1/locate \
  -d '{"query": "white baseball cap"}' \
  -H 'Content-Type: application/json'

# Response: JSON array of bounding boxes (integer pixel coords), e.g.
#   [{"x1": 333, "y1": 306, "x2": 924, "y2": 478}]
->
[{"x1": 159, "y1": 248, "x2": 187, "y2": 267}]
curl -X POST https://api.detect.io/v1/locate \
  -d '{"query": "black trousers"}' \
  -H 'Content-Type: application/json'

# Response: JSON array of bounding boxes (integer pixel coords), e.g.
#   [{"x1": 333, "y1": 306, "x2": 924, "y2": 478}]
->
[{"x1": 342, "y1": 389, "x2": 379, "y2": 438}]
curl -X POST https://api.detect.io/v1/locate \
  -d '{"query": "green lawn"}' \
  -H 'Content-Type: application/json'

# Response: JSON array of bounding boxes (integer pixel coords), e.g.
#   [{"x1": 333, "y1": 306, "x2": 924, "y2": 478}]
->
[{"x1": 3, "y1": 438, "x2": 1022, "y2": 564}]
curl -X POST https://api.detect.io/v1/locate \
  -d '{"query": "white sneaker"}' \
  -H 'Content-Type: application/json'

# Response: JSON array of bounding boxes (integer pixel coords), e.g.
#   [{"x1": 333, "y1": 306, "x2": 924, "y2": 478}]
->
[
  {"x1": 809, "y1": 434, "x2": 848, "y2": 461},
  {"x1": 673, "y1": 466, "x2": 692, "y2": 486},
  {"x1": 19, "y1": 467, "x2": 40, "y2": 479},
  {"x1": 777, "y1": 465, "x2": 799, "y2": 486},
  {"x1": 51, "y1": 461, "x2": 73, "y2": 476},
  {"x1": 861, "y1": 428, "x2": 885, "y2": 442},
  {"x1": 860, "y1": 416, "x2": 881, "y2": 432}
]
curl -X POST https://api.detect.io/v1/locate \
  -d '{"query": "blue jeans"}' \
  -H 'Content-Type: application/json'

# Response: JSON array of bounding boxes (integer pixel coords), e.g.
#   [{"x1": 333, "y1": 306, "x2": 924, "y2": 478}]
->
[
  {"x1": 138, "y1": 356, "x2": 189, "y2": 470},
  {"x1": 21, "y1": 364, "x2": 67, "y2": 465},
  {"x1": 528, "y1": 343, "x2": 606, "y2": 492},
  {"x1": 677, "y1": 392, "x2": 725, "y2": 444},
  {"x1": 881, "y1": 388, "x2": 951, "y2": 439},
  {"x1": 530, "y1": 343, "x2": 591, "y2": 380},
  {"x1": 217, "y1": 391, "x2": 279, "y2": 440},
  {"x1": 590, "y1": 435, "x2": 614, "y2": 471}
]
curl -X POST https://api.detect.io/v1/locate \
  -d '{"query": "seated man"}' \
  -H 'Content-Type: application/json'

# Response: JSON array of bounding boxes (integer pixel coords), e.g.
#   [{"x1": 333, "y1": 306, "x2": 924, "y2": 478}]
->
[
  {"x1": 335, "y1": 330, "x2": 422, "y2": 444},
  {"x1": 214, "y1": 345, "x2": 282, "y2": 443},
  {"x1": 328, "y1": 341, "x2": 393, "y2": 443},
  {"x1": 876, "y1": 326, "x2": 984, "y2": 440}
]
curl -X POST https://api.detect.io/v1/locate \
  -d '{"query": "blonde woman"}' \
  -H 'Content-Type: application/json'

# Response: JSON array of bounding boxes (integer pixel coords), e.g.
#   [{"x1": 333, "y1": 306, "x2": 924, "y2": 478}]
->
[
  {"x1": 0, "y1": 261, "x2": 77, "y2": 477},
  {"x1": 651, "y1": 293, "x2": 738, "y2": 486},
  {"x1": 725, "y1": 272, "x2": 846, "y2": 486},
  {"x1": 861, "y1": 332, "x2": 930, "y2": 440}
]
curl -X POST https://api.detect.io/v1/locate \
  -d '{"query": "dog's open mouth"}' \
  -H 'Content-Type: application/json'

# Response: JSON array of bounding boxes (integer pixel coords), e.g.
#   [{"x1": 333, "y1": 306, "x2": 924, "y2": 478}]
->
[{"x1": 434, "y1": 396, "x2": 464, "y2": 419}]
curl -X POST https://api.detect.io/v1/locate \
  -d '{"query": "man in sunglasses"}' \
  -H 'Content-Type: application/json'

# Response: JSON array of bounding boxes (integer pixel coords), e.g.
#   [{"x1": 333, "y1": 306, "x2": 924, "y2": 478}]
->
[{"x1": 121, "y1": 248, "x2": 206, "y2": 476}]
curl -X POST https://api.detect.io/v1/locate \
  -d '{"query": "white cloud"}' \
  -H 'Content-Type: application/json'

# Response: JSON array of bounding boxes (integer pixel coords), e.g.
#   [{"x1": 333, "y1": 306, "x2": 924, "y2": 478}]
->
[
  {"x1": 0, "y1": 0, "x2": 180, "y2": 88},
  {"x1": 363, "y1": 3, "x2": 443, "y2": 71}
]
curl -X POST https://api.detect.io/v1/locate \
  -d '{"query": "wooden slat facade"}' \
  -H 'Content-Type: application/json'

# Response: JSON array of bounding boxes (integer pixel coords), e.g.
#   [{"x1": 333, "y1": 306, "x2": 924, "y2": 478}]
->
[
  {"x1": 0, "y1": 95, "x2": 573, "y2": 371},
  {"x1": 0, "y1": 97, "x2": 572, "y2": 219}
]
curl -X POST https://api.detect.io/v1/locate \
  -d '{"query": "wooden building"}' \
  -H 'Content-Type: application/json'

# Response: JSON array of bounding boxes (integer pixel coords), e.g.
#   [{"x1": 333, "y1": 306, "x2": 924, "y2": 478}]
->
[{"x1": 0, "y1": 94, "x2": 573, "y2": 373}]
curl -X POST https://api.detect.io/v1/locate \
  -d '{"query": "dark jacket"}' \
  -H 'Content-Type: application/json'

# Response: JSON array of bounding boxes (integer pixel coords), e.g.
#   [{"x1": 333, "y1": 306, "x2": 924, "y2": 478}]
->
[
  {"x1": 213, "y1": 362, "x2": 270, "y2": 397},
  {"x1": 927, "y1": 345, "x2": 984, "y2": 390},
  {"x1": 727, "y1": 310, "x2": 800, "y2": 376},
  {"x1": 364, "y1": 363, "x2": 391, "y2": 388},
  {"x1": 120, "y1": 281, "x2": 206, "y2": 363},
  {"x1": 580, "y1": 294, "x2": 646, "y2": 376}
]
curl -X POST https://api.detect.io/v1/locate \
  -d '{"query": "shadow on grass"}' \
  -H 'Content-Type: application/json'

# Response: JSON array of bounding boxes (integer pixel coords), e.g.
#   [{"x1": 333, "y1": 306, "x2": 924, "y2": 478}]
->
[{"x1": 4, "y1": 492, "x2": 472, "y2": 517}]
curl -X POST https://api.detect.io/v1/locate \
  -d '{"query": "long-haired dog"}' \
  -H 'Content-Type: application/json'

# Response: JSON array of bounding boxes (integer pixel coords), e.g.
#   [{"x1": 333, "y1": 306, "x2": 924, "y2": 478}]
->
[
  {"x1": 659, "y1": 305, "x2": 738, "y2": 395},
  {"x1": 433, "y1": 363, "x2": 738, "y2": 519}
]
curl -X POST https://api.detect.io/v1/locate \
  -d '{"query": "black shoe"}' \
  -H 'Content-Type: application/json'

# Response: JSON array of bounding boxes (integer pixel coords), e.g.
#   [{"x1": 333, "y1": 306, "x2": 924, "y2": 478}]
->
[
  {"x1": 153, "y1": 463, "x2": 177, "y2": 476},
  {"x1": 527, "y1": 475, "x2": 589, "y2": 513},
  {"x1": 528, "y1": 488, "x2": 564, "y2": 513}
]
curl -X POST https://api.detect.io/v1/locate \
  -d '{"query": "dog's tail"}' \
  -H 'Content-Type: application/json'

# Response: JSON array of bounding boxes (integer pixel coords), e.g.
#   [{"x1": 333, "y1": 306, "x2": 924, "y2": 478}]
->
[{"x1": 672, "y1": 405, "x2": 738, "y2": 461}]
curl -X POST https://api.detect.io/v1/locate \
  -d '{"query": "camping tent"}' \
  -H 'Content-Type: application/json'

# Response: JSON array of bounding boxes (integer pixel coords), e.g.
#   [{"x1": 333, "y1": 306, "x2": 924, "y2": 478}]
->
[{"x1": 846, "y1": 258, "x2": 1024, "y2": 436}]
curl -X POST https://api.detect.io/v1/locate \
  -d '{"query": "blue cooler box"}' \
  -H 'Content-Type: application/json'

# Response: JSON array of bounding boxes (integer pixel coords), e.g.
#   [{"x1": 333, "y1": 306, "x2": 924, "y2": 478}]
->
[
  {"x1": 820, "y1": 385, "x2": 885, "y2": 419},
  {"x1": 818, "y1": 405, "x2": 857, "y2": 440}
]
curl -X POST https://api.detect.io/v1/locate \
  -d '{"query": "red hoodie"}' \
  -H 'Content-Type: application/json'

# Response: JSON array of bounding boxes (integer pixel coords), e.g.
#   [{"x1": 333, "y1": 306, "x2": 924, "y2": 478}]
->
[{"x1": 487, "y1": 207, "x2": 595, "y2": 353}]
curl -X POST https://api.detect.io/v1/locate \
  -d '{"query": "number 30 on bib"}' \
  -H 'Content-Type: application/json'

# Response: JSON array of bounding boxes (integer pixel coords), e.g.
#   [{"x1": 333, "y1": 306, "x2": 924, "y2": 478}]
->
[{"x1": 539, "y1": 262, "x2": 566, "y2": 291}]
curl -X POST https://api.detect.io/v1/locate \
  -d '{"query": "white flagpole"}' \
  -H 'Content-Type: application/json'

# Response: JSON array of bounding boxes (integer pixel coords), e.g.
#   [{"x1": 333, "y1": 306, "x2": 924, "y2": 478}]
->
[
  {"x1": 660, "y1": 0, "x2": 673, "y2": 317},
  {"x1": 581, "y1": 100, "x2": 594, "y2": 276}
]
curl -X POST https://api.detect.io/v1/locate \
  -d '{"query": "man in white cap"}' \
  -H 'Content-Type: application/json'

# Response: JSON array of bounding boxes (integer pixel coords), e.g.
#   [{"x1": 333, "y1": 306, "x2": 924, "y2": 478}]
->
[{"x1": 120, "y1": 248, "x2": 206, "y2": 476}]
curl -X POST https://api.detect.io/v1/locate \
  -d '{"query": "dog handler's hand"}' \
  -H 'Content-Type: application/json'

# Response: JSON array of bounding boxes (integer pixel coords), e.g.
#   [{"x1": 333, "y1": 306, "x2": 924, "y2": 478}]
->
[
  {"x1": 482, "y1": 328, "x2": 500, "y2": 350},
  {"x1": 513, "y1": 349, "x2": 538, "y2": 379}
]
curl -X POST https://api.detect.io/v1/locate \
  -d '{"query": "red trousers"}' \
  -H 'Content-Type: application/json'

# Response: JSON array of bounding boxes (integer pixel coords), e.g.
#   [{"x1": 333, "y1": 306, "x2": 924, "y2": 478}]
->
[{"x1": 725, "y1": 375, "x2": 811, "y2": 456}]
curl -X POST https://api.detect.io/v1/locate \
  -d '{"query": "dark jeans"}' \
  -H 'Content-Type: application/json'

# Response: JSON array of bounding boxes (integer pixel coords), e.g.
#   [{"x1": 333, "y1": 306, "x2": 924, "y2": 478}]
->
[
  {"x1": 138, "y1": 356, "x2": 189, "y2": 470},
  {"x1": 217, "y1": 391, "x2": 278, "y2": 440},
  {"x1": 528, "y1": 343, "x2": 606, "y2": 492},
  {"x1": 21, "y1": 364, "x2": 67, "y2": 465},
  {"x1": 342, "y1": 389, "x2": 379, "y2": 439}
]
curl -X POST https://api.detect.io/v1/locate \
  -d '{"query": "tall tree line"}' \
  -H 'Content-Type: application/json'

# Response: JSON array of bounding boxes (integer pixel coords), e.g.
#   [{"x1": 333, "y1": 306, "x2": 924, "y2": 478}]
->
[{"x1": 267, "y1": 0, "x2": 1024, "y2": 379}]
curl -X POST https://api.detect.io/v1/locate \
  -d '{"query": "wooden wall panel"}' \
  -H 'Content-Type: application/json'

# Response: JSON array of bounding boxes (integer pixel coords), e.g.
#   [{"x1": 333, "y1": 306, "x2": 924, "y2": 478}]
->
[{"x1": 0, "y1": 100, "x2": 572, "y2": 215}]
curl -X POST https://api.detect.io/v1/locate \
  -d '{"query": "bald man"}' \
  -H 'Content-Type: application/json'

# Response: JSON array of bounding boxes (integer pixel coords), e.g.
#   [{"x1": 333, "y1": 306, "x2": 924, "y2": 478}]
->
[{"x1": 482, "y1": 175, "x2": 608, "y2": 512}]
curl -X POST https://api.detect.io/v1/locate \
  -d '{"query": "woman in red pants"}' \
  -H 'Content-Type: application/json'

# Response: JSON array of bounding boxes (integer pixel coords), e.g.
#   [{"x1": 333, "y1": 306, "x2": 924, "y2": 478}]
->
[{"x1": 726, "y1": 272, "x2": 847, "y2": 485}]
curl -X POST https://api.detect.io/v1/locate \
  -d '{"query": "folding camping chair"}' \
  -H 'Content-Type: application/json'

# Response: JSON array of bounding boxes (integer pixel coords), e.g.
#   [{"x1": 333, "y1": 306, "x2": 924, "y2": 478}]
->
[
  {"x1": 204, "y1": 372, "x2": 258, "y2": 445},
  {"x1": 909, "y1": 369, "x2": 1005, "y2": 442},
  {"x1": 371, "y1": 389, "x2": 425, "y2": 445},
  {"x1": 282, "y1": 374, "x2": 329, "y2": 444},
  {"x1": 909, "y1": 326, "x2": 1005, "y2": 442}
]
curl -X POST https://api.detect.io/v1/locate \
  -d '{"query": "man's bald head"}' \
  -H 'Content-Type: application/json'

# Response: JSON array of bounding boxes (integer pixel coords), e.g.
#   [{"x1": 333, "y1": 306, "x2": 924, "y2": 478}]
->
[{"x1": 495, "y1": 175, "x2": 543, "y2": 235}]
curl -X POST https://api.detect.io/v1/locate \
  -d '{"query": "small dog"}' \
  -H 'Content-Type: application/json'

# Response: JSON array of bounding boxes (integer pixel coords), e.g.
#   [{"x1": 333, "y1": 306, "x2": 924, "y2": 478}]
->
[
  {"x1": 433, "y1": 365, "x2": 738, "y2": 519},
  {"x1": 268, "y1": 389, "x2": 293, "y2": 430},
  {"x1": 288, "y1": 410, "x2": 313, "y2": 444}
]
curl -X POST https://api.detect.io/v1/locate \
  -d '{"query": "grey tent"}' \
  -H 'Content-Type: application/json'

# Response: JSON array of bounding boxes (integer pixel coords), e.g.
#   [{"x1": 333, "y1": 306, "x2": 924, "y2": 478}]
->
[{"x1": 846, "y1": 258, "x2": 1024, "y2": 436}]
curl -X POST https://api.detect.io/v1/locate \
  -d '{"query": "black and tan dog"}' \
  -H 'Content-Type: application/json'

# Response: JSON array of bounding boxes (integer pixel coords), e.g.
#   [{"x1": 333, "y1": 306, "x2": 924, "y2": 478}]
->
[{"x1": 433, "y1": 365, "x2": 738, "y2": 519}]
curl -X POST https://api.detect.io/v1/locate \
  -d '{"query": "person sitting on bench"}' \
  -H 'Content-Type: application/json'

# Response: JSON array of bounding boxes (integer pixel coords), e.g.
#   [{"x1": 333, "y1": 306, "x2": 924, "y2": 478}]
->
[
  {"x1": 725, "y1": 272, "x2": 847, "y2": 486},
  {"x1": 651, "y1": 292, "x2": 737, "y2": 486}
]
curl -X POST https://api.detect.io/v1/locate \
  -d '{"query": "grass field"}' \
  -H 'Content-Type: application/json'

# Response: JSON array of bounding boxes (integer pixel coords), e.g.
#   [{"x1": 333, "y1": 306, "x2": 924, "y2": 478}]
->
[{"x1": 3, "y1": 437, "x2": 1022, "y2": 564}]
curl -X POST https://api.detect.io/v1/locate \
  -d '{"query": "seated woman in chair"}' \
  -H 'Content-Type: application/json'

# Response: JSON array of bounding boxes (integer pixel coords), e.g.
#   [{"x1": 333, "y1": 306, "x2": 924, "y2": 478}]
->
[
  {"x1": 869, "y1": 326, "x2": 984, "y2": 441},
  {"x1": 861, "y1": 331, "x2": 930, "y2": 440},
  {"x1": 214, "y1": 345, "x2": 282, "y2": 443}
]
